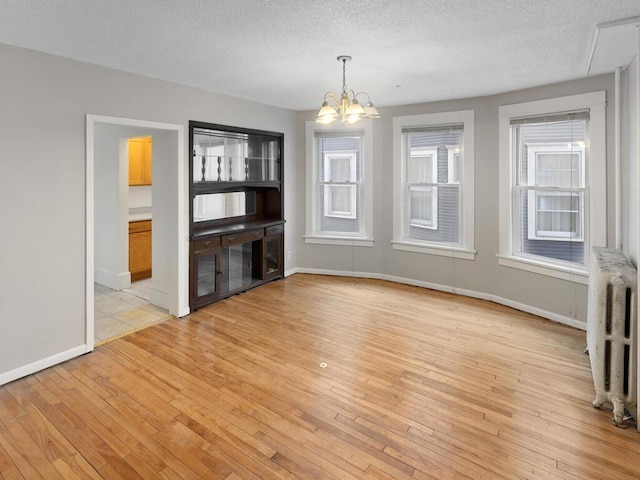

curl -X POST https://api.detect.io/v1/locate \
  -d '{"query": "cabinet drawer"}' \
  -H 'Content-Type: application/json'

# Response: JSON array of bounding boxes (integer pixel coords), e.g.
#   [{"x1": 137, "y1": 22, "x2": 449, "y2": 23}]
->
[
  {"x1": 222, "y1": 229, "x2": 264, "y2": 246},
  {"x1": 193, "y1": 236, "x2": 220, "y2": 252},
  {"x1": 265, "y1": 224, "x2": 284, "y2": 236},
  {"x1": 129, "y1": 220, "x2": 152, "y2": 234}
]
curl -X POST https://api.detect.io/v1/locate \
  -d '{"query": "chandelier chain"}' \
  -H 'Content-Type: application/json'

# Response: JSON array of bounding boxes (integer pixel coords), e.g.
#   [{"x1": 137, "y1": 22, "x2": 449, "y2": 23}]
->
[{"x1": 342, "y1": 57, "x2": 347, "y2": 93}]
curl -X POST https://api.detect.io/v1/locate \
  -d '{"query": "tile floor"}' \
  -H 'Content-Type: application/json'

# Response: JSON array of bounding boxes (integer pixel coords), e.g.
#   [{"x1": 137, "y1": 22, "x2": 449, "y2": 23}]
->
[{"x1": 94, "y1": 279, "x2": 173, "y2": 345}]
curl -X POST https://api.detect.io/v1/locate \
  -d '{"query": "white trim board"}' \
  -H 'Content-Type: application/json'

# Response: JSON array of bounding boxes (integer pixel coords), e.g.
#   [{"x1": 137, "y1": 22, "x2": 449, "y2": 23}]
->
[
  {"x1": 291, "y1": 268, "x2": 586, "y2": 331},
  {"x1": 0, "y1": 345, "x2": 89, "y2": 386}
]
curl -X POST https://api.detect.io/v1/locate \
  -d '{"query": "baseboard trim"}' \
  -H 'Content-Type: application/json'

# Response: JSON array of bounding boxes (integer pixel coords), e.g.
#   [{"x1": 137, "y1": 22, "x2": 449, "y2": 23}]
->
[
  {"x1": 94, "y1": 267, "x2": 130, "y2": 290},
  {"x1": 150, "y1": 286, "x2": 171, "y2": 312},
  {"x1": 294, "y1": 268, "x2": 586, "y2": 331},
  {"x1": 0, "y1": 345, "x2": 89, "y2": 386}
]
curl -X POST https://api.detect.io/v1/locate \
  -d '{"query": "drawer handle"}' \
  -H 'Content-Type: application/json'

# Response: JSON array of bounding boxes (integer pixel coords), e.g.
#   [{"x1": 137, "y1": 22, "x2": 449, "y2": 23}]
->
[
  {"x1": 227, "y1": 236, "x2": 236, "y2": 242},
  {"x1": 253, "y1": 232, "x2": 261, "y2": 237},
  {"x1": 203, "y1": 241, "x2": 212, "y2": 247}
]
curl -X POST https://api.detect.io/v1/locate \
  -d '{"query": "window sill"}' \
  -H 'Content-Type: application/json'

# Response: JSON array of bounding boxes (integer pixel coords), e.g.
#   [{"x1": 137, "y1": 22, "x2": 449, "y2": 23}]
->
[
  {"x1": 391, "y1": 241, "x2": 476, "y2": 260},
  {"x1": 304, "y1": 235, "x2": 374, "y2": 247},
  {"x1": 497, "y1": 254, "x2": 588, "y2": 285}
]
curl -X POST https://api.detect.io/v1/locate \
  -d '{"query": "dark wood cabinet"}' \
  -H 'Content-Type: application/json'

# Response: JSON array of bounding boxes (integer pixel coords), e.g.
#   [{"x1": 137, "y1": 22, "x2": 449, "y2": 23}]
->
[
  {"x1": 263, "y1": 224, "x2": 283, "y2": 280},
  {"x1": 190, "y1": 236, "x2": 221, "y2": 308},
  {"x1": 189, "y1": 122, "x2": 284, "y2": 310}
]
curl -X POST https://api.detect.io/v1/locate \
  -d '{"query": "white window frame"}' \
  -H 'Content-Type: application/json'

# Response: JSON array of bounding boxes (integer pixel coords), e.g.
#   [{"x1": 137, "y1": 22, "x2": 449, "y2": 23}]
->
[
  {"x1": 304, "y1": 120, "x2": 374, "y2": 247},
  {"x1": 498, "y1": 91, "x2": 606, "y2": 285},
  {"x1": 525, "y1": 144, "x2": 585, "y2": 242},
  {"x1": 392, "y1": 110, "x2": 475, "y2": 260},
  {"x1": 322, "y1": 150, "x2": 357, "y2": 219},
  {"x1": 407, "y1": 147, "x2": 438, "y2": 230}
]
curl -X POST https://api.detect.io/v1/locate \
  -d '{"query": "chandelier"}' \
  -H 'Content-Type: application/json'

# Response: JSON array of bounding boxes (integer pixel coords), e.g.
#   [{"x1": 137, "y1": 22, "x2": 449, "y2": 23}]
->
[{"x1": 316, "y1": 55, "x2": 380, "y2": 125}]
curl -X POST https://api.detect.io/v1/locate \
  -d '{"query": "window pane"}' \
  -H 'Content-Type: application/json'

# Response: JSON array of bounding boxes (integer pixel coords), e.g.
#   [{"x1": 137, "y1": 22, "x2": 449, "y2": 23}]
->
[
  {"x1": 536, "y1": 153, "x2": 581, "y2": 188},
  {"x1": 449, "y1": 152, "x2": 461, "y2": 184},
  {"x1": 408, "y1": 154, "x2": 434, "y2": 183},
  {"x1": 535, "y1": 192, "x2": 582, "y2": 238},
  {"x1": 518, "y1": 189, "x2": 584, "y2": 263},
  {"x1": 318, "y1": 136, "x2": 361, "y2": 183},
  {"x1": 537, "y1": 193, "x2": 580, "y2": 212},
  {"x1": 537, "y1": 211, "x2": 579, "y2": 234},
  {"x1": 324, "y1": 185, "x2": 356, "y2": 219},
  {"x1": 515, "y1": 120, "x2": 586, "y2": 186},
  {"x1": 331, "y1": 186, "x2": 351, "y2": 212},
  {"x1": 402, "y1": 128, "x2": 462, "y2": 246},
  {"x1": 326, "y1": 154, "x2": 354, "y2": 182},
  {"x1": 407, "y1": 185, "x2": 459, "y2": 243},
  {"x1": 409, "y1": 187, "x2": 434, "y2": 226}
]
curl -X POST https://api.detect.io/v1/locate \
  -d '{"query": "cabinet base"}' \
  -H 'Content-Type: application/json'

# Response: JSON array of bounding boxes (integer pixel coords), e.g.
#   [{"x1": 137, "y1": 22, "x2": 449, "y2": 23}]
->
[{"x1": 131, "y1": 268, "x2": 152, "y2": 282}]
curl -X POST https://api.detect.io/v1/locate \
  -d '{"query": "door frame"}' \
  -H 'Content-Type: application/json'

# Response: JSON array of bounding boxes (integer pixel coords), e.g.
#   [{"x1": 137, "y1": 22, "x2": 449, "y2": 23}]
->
[{"x1": 85, "y1": 114, "x2": 188, "y2": 352}]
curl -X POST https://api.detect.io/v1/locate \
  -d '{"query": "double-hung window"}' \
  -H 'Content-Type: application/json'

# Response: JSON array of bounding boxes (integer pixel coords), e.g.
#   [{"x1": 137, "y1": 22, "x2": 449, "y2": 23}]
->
[
  {"x1": 498, "y1": 92, "x2": 606, "y2": 283},
  {"x1": 392, "y1": 110, "x2": 475, "y2": 259},
  {"x1": 305, "y1": 120, "x2": 373, "y2": 246}
]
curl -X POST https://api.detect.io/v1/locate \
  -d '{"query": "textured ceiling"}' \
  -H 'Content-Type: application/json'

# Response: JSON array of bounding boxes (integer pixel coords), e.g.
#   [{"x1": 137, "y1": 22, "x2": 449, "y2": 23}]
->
[{"x1": 1, "y1": 0, "x2": 639, "y2": 111}]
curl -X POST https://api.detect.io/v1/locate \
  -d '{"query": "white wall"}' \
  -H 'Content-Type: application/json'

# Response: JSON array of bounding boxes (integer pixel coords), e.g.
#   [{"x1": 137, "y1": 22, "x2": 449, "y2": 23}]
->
[
  {"x1": 0, "y1": 43, "x2": 297, "y2": 384},
  {"x1": 129, "y1": 186, "x2": 152, "y2": 210},
  {"x1": 296, "y1": 74, "x2": 616, "y2": 328},
  {"x1": 147, "y1": 128, "x2": 180, "y2": 313}
]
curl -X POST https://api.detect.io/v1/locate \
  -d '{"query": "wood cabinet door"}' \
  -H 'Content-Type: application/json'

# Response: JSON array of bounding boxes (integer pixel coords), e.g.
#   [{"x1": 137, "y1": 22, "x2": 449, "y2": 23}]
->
[
  {"x1": 129, "y1": 137, "x2": 152, "y2": 185},
  {"x1": 129, "y1": 221, "x2": 152, "y2": 281}
]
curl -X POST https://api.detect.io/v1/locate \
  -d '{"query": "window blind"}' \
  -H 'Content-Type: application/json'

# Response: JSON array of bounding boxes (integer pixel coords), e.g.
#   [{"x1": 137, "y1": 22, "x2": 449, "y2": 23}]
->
[{"x1": 510, "y1": 110, "x2": 589, "y2": 126}]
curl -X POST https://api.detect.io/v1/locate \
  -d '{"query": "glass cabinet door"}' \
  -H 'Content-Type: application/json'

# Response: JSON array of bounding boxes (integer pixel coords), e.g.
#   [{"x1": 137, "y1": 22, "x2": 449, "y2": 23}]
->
[
  {"x1": 192, "y1": 248, "x2": 220, "y2": 306},
  {"x1": 221, "y1": 243, "x2": 250, "y2": 293},
  {"x1": 192, "y1": 127, "x2": 280, "y2": 184},
  {"x1": 263, "y1": 234, "x2": 283, "y2": 279}
]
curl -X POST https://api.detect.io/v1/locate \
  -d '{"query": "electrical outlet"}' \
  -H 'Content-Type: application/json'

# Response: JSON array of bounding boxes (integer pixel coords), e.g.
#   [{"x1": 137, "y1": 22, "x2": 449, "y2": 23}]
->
[{"x1": 287, "y1": 250, "x2": 292, "y2": 260}]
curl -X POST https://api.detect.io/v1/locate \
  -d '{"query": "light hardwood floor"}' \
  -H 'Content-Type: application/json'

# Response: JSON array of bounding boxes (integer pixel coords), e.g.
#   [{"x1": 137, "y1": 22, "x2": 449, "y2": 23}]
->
[{"x1": 1, "y1": 274, "x2": 639, "y2": 479}]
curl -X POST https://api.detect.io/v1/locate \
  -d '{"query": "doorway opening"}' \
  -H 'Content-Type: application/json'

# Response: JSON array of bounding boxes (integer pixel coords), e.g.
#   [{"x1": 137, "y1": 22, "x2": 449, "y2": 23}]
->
[{"x1": 85, "y1": 115, "x2": 188, "y2": 352}]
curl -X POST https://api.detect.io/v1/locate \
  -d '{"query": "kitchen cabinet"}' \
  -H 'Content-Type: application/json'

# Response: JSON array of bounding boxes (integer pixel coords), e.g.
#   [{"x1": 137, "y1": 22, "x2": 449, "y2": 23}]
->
[
  {"x1": 128, "y1": 137, "x2": 152, "y2": 186},
  {"x1": 129, "y1": 220, "x2": 152, "y2": 281},
  {"x1": 189, "y1": 121, "x2": 284, "y2": 309}
]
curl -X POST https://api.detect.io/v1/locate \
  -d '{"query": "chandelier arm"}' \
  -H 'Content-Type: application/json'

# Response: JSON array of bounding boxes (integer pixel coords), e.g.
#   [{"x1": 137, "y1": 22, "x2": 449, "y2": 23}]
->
[
  {"x1": 353, "y1": 91, "x2": 372, "y2": 102},
  {"x1": 323, "y1": 92, "x2": 339, "y2": 106}
]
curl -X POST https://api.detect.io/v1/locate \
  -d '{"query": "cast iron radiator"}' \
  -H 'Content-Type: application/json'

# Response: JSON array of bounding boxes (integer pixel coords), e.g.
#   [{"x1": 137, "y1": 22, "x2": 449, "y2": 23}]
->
[{"x1": 587, "y1": 246, "x2": 637, "y2": 427}]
